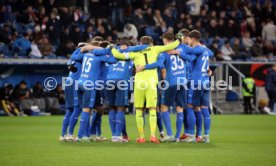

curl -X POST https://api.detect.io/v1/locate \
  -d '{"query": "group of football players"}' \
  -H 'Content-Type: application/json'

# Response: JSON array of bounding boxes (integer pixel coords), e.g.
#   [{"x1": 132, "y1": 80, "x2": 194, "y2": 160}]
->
[{"x1": 59, "y1": 28, "x2": 214, "y2": 144}]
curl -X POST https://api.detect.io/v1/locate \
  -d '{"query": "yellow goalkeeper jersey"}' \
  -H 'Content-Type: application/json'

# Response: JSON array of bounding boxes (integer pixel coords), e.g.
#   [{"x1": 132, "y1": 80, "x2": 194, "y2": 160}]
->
[{"x1": 111, "y1": 40, "x2": 180, "y2": 82}]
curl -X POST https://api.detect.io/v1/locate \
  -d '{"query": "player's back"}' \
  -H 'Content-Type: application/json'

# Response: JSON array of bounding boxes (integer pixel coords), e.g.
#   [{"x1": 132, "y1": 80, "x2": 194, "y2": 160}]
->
[
  {"x1": 163, "y1": 49, "x2": 186, "y2": 86},
  {"x1": 133, "y1": 46, "x2": 160, "y2": 82},
  {"x1": 191, "y1": 45, "x2": 210, "y2": 85},
  {"x1": 107, "y1": 47, "x2": 134, "y2": 81},
  {"x1": 78, "y1": 52, "x2": 104, "y2": 84}
]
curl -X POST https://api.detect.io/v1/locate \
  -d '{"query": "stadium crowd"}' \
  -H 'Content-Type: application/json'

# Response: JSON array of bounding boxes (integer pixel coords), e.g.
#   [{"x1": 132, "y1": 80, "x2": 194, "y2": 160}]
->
[{"x1": 0, "y1": 0, "x2": 275, "y2": 61}]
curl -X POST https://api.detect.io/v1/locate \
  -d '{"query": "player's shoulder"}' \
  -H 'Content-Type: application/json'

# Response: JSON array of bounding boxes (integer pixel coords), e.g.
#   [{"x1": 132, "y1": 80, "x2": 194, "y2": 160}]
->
[{"x1": 159, "y1": 52, "x2": 168, "y2": 58}]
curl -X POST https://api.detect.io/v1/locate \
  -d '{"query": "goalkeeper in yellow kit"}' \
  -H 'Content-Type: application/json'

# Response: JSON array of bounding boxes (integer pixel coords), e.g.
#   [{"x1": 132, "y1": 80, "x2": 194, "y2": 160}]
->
[{"x1": 111, "y1": 35, "x2": 182, "y2": 143}]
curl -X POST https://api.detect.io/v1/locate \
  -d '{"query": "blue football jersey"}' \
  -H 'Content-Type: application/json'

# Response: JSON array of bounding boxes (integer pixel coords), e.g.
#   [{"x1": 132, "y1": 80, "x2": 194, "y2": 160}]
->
[
  {"x1": 66, "y1": 48, "x2": 84, "y2": 84},
  {"x1": 106, "y1": 45, "x2": 146, "y2": 81},
  {"x1": 78, "y1": 51, "x2": 117, "y2": 85},
  {"x1": 145, "y1": 52, "x2": 186, "y2": 86},
  {"x1": 190, "y1": 45, "x2": 213, "y2": 85}
]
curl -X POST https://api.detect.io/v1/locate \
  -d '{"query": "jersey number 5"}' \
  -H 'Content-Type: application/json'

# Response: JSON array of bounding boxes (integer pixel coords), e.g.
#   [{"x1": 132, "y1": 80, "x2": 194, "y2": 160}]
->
[{"x1": 171, "y1": 56, "x2": 184, "y2": 71}]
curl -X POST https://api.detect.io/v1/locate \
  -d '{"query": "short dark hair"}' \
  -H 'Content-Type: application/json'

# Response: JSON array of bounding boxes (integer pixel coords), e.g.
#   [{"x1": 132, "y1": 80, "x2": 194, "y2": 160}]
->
[
  {"x1": 179, "y1": 29, "x2": 190, "y2": 36},
  {"x1": 119, "y1": 37, "x2": 130, "y2": 46},
  {"x1": 189, "y1": 30, "x2": 201, "y2": 41},
  {"x1": 140, "y1": 36, "x2": 153, "y2": 45},
  {"x1": 99, "y1": 41, "x2": 110, "y2": 48},
  {"x1": 162, "y1": 32, "x2": 174, "y2": 41},
  {"x1": 20, "y1": 81, "x2": 27, "y2": 85},
  {"x1": 92, "y1": 36, "x2": 104, "y2": 42}
]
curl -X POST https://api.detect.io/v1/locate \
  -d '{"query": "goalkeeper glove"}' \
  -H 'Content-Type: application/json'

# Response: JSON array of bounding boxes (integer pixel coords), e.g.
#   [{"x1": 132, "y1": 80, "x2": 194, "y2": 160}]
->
[
  {"x1": 175, "y1": 32, "x2": 185, "y2": 43},
  {"x1": 67, "y1": 60, "x2": 78, "y2": 73}
]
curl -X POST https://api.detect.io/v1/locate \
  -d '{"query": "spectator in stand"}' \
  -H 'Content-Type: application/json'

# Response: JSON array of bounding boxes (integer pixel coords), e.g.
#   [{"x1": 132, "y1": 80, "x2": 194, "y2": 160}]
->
[
  {"x1": 0, "y1": 4, "x2": 15, "y2": 24},
  {"x1": 224, "y1": 20, "x2": 238, "y2": 38},
  {"x1": 220, "y1": 40, "x2": 235, "y2": 61},
  {"x1": 242, "y1": 32, "x2": 254, "y2": 57},
  {"x1": 144, "y1": 8, "x2": 155, "y2": 26},
  {"x1": 32, "y1": 82, "x2": 46, "y2": 98},
  {"x1": 163, "y1": 8, "x2": 175, "y2": 27},
  {"x1": 208, "y1": 19, "x2": 219, "y2": 38},
  {"x1": 11, "y1": 81, "x2": 32, "y2": 115},
  {"x1": 0, "y1": 84, "x2": 20, "y2": 116},
  {"x1": 12, "y1": 33, "x2": 31, "y2": 58},
  {"x1": 0, "y1": 0, "x2": 275, "y2": 61},
  {"x1": 232, "y1": 38, "x2": 247, "y2": 61},
  {"x1": 186, "y1": 0, "x2": 202, "y2": 16},
  {"x1": 59, "y1": 6, "x2": 71, "y2": 28},
  {"x1": 38, "y1": 35, "x2": 55, "y2": 59},
  {"x1": 262, "y1": 19, "x2": 276, "y2": 45},
  {"x1": 50, "y1": 84, "x2": 65, "y2": 105},
  {"x1": 153, "y1": 9, "x2": 163, "y2": 27},
  {"x1": 265, "y1": 64, "x2": 276, "y2": 111},
  {"x1": 70, "y1": 25, "x2": 83, "y2": 45},
  {"x1": 251, "y1": 37, "x2": 265, "y2": 59},
  {"x1": 82, "y1": 26, "x2": 95, "y2": 42},
  {"x1": 123, "y1": 23, "x2": 138, "y2": 41},
  {"x1": 131, "y1": 8, "x2": 146, "y2": 33},
  {"x1": 46, "y1": 11, "x2": 61, "y2": 46},
  {"x1": 110, "y1": 0, "x2": 126, "y2": 30}
]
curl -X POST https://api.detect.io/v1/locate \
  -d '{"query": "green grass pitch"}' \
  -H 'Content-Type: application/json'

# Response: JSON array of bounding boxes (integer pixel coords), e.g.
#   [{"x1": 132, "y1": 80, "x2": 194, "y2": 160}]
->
[{"x1": 0, "y1": 115, "x2": 276, "y2": 166}]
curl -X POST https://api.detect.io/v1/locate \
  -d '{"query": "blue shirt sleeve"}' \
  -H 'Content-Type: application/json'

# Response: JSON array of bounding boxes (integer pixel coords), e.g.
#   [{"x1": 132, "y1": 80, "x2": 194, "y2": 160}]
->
[
  {"x1": 92, "y1": 48, "x2": 111, "y2": 55},
  {"x1": 70, "y1": 48, "x2": 83, "y2": 61},
  {"x1": 126, "y1": 45, "x2": 148, "y2": 52},
  {"x1": 179, "y1": 50, "x2": 196, "y2": 62},
  {"x1": 185, "y1": 45, "x2": 205, "y2": 55},
  {"x1": 100, "y1": 55, "x2": 118, "y2": 64},
  {"x1": 207, "y1": 48, "x2": 214, "y2": 57},
  {"x1": 145, "y1": 53, "x2": 165, "y2": 70}
]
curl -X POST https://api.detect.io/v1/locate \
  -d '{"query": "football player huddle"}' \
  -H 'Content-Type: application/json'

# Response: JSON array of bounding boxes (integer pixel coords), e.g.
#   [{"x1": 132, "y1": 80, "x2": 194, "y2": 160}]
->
[{"x1": 59, "y1": 29, "x2": 214, "y2": 144}]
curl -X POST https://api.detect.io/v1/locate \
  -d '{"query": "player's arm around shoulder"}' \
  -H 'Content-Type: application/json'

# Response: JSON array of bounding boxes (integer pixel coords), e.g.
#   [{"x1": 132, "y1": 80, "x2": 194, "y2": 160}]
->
[
  {"x1": 111, "y1": 47, "x2": 136, "y2": 60},
  {"x1": 153, "y1": 40, "x2": 180, "y2": 54},
  {"x1": 136, "y1": 53, "x2": 165, "y2": 73}
]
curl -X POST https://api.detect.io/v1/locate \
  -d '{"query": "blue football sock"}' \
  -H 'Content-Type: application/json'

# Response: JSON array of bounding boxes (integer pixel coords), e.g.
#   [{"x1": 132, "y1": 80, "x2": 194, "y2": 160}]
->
[
  {"x1": 108, "y1": 110, "x2": 116, "y2": 136},
  {"x1": 68, "y1": 106, "x2": 82, "y2": 135},
  {"x1": 90, "y1": 112, "x2": 101, "y2": 136},
  {"x1": 187, "y1": 107, "x2": 196, "y2": 135},
  {"x1": 161, "y1": 111, "x2": 173, "y2": 136},
  {"x1": 96, "y1": 114, "x2": 102, "y2": 136},
  {"x1": 195, "y1": 111, "x2": 203, "y2": 137},
  {"x1": 175, "y1": 112, "x2": 183, "y2": 139},
  {"x1": 61, "y1": 108, "x2": 73, "y2": 136},
  {"x1": 77, "y1": 111, "x2": 90, "y2": 138},
  {"x1": 115, "y1": 111, "x2": 125, "y2": 136},
  {"x1": 183, "y1": 109, "x2": 189, "y2": 134},
  {"x1": 122, "y1": 116, "x2": 127, "y2": 136},
  {"x1": 85, "y1": 113, "x2": 91, "y2": 137},
  {"x1": 201, "y1": 107, "x2": 211, "y2": 135},
  {"x1": 156, "y1": 112, "x2": 163, "y2": 133}
]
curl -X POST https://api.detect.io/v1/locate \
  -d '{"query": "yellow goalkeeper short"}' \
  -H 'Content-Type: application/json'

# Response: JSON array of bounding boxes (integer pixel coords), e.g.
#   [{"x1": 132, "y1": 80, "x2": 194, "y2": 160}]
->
[{"x1": 134, "y1": 80, "x2": 157, "y2": 108}]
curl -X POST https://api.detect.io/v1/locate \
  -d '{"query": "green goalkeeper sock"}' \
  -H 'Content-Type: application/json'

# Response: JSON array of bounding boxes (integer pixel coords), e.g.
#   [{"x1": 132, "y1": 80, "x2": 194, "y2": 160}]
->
[
  {"x1": 149, "y1": 109, "x2": 157, "y2": 137},
  {"x1": 136, "y1": 109, "x2": 144, "y2": 138}
]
